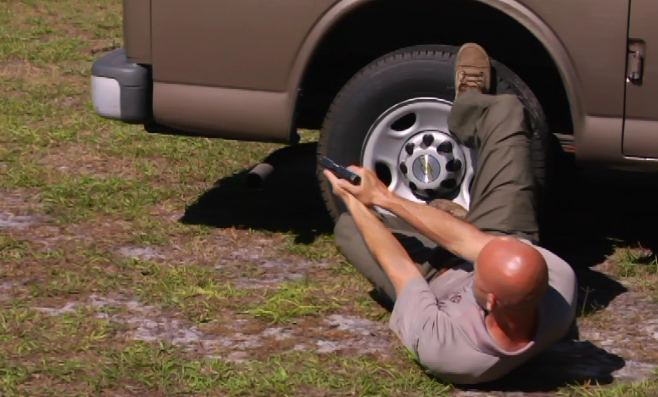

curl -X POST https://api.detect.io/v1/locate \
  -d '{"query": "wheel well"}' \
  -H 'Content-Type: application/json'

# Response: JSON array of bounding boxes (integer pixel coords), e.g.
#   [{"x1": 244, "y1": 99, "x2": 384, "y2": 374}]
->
[{"x1": 294, "y1": 0, "x2": 573, "y2": 135}]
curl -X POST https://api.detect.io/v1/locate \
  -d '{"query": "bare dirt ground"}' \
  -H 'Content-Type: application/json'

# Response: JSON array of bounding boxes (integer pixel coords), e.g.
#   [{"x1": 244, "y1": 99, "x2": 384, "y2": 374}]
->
[{"x1": 1, "y1": 0, "x2": 657, "y2": 395}]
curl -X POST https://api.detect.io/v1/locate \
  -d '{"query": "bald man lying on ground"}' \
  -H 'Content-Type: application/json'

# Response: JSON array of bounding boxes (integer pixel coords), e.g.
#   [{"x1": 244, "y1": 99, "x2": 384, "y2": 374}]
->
[{"x1": 323, "y1": 43, "x2": 578, "y2": 385}]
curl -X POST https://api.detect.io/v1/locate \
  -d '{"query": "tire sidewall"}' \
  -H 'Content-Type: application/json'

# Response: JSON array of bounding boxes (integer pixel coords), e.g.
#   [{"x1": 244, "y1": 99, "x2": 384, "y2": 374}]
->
[{"x1": 318, "y1": 45, "x2": 547, "y2": 219}]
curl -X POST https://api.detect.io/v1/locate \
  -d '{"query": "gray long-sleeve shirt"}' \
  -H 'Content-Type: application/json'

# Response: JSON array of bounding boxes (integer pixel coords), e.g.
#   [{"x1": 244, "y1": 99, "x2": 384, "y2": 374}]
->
[{"x1": 389, "y1": 243, "x2": 578, "y2": 385}]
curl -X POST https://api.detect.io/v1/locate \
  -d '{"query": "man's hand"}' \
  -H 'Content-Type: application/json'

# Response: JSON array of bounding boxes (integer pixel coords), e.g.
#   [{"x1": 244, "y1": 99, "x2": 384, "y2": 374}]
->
[
  {"x1": 325, "y1": 164, "x2": 492, "y2": 263},
  {"x1": 323, "y1": 168, "x2": 423, "y2": 295},
  {"x1": 323, "y1": 166, "x2": 390, "y2": 207}
]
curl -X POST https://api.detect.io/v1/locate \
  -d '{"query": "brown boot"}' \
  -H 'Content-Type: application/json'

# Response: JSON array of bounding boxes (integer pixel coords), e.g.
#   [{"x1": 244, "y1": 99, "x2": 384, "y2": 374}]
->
[
  {"x1": 454, "y1": 43, "x2": 491, "y2": 99},
  {"x1": 428, "y1": 199, "x2": 468, "y2": 220}
]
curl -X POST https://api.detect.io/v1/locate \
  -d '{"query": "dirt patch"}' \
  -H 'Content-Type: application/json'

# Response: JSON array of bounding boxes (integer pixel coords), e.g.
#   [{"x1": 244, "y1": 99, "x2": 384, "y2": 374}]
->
[
  {"x1": 217, "y1": 246, "x2": 328, "y2": 288},
  {"x1": 579, "y1": 291, "x2": 658, "y2": 363},
  {"x1": 311, "y1": 314, "x2": 391, "y2": 355},
  {"x1": 0, "y1": 191, "x2": 45, "y2": 229},
  {"x1": 117, "y1": 246, "x2": 165, "y2": 261},
  {"x1": 0, "y1": 281, "x2": 20, "y2": 301},
  {"x1": 32, "y1": 295, "x2": 259, "y2": 360},
  {"x1": 39, "y1": 144, "x2": 141, "y2": 178},
  {"x1": 0, "y1": 59, "x2": 64, "y2": 82},
  {"x1": 0, "y1": 211, "x2": 38, "y2": 229},
  {"x1": 30, "y1": 294, "x2": 393, "y2": 362}
]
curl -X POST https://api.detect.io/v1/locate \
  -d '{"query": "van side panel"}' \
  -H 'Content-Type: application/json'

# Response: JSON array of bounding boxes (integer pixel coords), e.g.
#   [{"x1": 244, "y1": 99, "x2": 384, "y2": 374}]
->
[
  {"x1": 505, "y1": 0, "x2": 628, "y2": 118},
  {"x1": 123, "y1": 0, "x2": 152, "y2": 64},
  {"x1": 150, "y1": 0, "x2": 336, "y2": 91},
  {"x1": 622, "y1": 0, "x2": 658, "y2": 159},
  {"x1": 148, "y1": 0, "x2": 630, "y2": 145},
  {"x1": 625, "y1": 0, "x2": 658, "y2": 120}
]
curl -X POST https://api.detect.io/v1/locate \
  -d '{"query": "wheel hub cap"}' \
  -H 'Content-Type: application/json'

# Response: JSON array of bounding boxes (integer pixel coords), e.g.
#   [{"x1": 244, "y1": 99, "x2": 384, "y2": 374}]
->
[{"x1": 398, "y1": 131, "x2": 466, "y2": 199}]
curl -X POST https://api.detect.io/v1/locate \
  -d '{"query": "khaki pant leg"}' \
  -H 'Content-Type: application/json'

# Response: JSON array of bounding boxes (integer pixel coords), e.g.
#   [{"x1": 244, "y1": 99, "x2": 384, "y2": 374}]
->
[
  {"x1": 448, "y1": 91, "x2": 539, "y2": 243},
  {"x1": 334, "y1": 212, "x2": 442, "y2": 301}
]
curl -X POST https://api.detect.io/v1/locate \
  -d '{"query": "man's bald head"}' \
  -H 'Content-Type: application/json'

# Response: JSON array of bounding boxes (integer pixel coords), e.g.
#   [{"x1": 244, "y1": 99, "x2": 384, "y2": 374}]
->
[{"x1": 473, "y1": 237, "x2": 549, "y2": 314}]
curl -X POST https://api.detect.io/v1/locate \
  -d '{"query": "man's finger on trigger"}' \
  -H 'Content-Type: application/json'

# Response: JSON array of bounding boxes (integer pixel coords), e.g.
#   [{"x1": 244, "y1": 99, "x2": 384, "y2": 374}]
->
[
  {"x1": 323, "y1": 169, "x2": 337, "y2": 182},
  {"x1": 324, "y1": 171, "x2": 346, "y2": 191},
  {"x1": 335, "y1": 178, "x2": 353, "y2": 190}
]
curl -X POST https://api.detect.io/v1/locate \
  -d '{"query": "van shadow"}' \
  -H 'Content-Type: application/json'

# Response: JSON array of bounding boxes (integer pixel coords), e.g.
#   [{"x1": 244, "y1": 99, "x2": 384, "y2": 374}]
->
[
  {"x1": 179, "y1": 142, "x2": 334, "y2": 244},
  {"x1": 181, "y1": 143, "x2": 658, "y2": 391},
  {"x1": 541, "y1": 166, "x2": 658, "y2": 316}
]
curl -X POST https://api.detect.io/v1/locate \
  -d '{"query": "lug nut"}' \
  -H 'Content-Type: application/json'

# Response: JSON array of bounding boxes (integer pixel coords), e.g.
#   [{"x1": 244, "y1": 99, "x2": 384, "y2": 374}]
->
[
  {"x1": 441, "y1": 179, "x2": 457, "y2": 190},
  {"x1": 405, "y1": 143, "x2": 415, "y2": 155},
  {"x1": 422, "y1": 134, "x2": 434, "y2": 146},
  {"x1": 438, "y1": 141, "x2": 453, "y2": 153},
  {"x1": 446, "y1": 159, "x2": 462, "y2": 172},
  {"x1": 399, "y1": 163, "x2": 407, "y2": 174}
]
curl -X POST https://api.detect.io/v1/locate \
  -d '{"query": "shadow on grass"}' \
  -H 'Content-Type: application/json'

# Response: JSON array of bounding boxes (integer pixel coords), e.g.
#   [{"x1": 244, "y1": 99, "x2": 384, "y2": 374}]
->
[
  {"x1": 541, "y1": 166, "x2": 658, "y2": 317},
  {"x1": 180, "y1": 142, "x2": 334, "y2": 244},
  {"x1": 452, "y1": 340, "x2": 626, "y2": 393}
]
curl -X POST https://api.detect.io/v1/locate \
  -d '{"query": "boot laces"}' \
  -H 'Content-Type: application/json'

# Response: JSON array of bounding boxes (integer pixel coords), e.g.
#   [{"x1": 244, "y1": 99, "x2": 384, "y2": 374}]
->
[{"x1": 458, "y1": 70, "x2": 485, "y2": 92}]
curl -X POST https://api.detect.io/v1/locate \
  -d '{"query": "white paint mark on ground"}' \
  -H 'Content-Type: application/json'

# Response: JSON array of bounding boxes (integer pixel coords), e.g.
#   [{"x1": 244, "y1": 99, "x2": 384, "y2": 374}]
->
[
  {"x1": 118, "y1": 246, "x2": 164, "y2": 261},
  {"x1": 261, "y1": 327, "x2": 293, "y2": 340},
  {"x1": 0, "y1": 211, "x2": 37, "y2": 229},
  {"x1": 614, "y1": 360, "x2": 657, "y2": 381},
  {"x1": 317, "y1": 314, "x2": 391, "y2": 355},
  {"x1": 226, "y1": 256, "x2": 323, "y2": 288},
  {"x1": 31, "y1": 295, "x2": 302, "y2": 362},
  {"x1": 35, "y1": 302, "x2": 80, "y2": 315},
  {"x1": 0, "y1": 281, "x2": 18, "y2": 301},
  {"x1": 325, "y1": 314, "x2": 386, "y2": 336}
]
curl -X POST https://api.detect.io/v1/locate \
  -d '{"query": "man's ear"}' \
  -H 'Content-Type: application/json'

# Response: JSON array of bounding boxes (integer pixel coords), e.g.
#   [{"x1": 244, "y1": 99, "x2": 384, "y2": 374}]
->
[{"x1": 486, "y1": 293, "x2": 495, "y2": 312}]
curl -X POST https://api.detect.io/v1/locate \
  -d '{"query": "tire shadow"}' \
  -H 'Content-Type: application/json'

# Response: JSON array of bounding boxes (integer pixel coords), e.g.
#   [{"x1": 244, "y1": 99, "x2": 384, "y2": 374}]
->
[{"x1": 179, "y1": 142, "x2": 334, "y2": 245}]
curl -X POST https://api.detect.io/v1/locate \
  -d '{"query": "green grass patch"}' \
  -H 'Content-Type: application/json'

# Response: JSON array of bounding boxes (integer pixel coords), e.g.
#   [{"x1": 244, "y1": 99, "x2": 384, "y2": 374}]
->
[
  {"x1": 245, "y1": 279, "x2": 340, "y2": 323},
  {"x1": 609, "y1": 248, "x2": 658, "y2": 299},
  {"x1": 561, "y1": 378, "x2": 658, "y2": 397},
  {"x1": 0, "y1": 341, "x2": 453, "y2": 397}
]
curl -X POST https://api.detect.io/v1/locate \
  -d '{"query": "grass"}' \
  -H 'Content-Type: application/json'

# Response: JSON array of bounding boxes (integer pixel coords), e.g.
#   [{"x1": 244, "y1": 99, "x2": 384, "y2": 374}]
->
[{"x1": 1, "y1": 0, "x2": 657, "y2": 395}]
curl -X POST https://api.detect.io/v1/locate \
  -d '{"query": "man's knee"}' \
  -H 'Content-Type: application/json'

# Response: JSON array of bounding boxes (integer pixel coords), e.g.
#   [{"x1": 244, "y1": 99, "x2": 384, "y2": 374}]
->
[
  {"x1": 479, "y1": 94, "x2": 530, "y2": 144},
  {"x1": 489, "y1": 94, "x2": 525, "y2": 123},
  {"x1": 491, "y1": 94, "x2": 524, "y2": 112}
]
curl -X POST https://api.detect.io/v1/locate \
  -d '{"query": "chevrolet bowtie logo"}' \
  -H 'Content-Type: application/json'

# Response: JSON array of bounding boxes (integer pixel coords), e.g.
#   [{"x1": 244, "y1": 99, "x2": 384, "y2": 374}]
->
[{"x1": 420, "y1": 155, "x2": 434, "y2": 179}]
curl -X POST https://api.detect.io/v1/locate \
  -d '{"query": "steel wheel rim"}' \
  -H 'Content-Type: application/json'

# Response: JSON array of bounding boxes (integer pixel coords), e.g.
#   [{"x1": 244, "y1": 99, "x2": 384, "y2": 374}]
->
[{"x1": 361, "y1": 97, "x2": 477, "y2": 213}]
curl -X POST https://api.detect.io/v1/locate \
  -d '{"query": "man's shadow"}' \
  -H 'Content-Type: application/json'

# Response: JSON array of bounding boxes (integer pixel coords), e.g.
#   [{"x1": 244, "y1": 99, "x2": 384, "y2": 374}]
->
[{"x1": 181, "y1": 143, "x2": 658, "y2": 391}]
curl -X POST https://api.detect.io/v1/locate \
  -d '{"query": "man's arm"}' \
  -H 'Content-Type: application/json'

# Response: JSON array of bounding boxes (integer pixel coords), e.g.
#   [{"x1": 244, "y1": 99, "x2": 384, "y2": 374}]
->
[
  {"x1": 346, "y1": 196, "x2": 468, "y2": 379},
  {"x1": 374, "y1": 192, "x2": 492, "y2": 263},
  {"x1": 343, "y1": 196, "x2": 423, "y2": 295}
]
